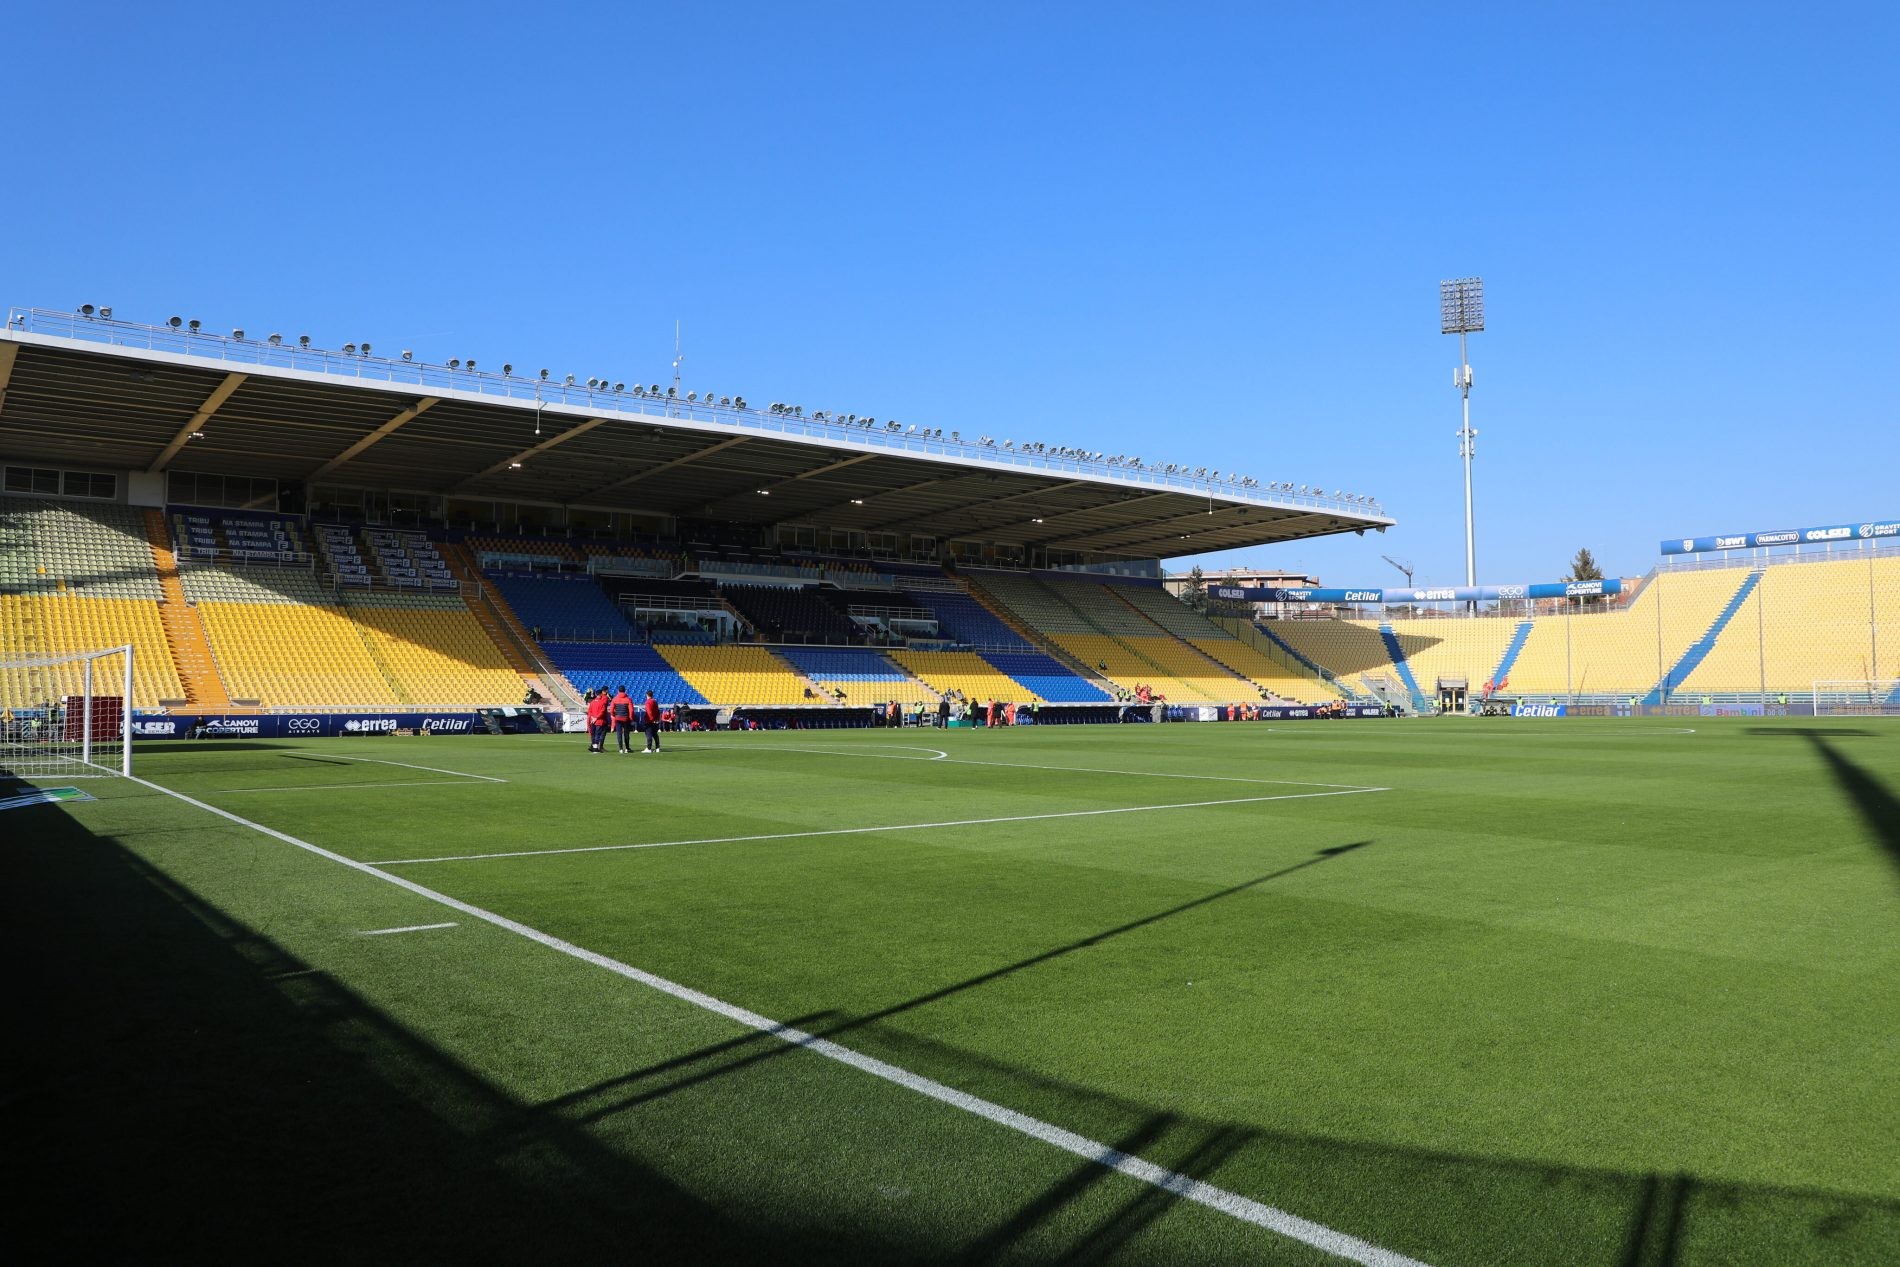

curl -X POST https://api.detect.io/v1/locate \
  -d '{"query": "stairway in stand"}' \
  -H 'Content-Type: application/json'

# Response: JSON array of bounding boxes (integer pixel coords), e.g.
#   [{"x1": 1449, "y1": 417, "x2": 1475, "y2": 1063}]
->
[
  {"x1": 142, "y1": 509, "x2": 233, "y2": 710},
  {"x1": 439, "y1": 541, "x2": 575, "y2": 709}
]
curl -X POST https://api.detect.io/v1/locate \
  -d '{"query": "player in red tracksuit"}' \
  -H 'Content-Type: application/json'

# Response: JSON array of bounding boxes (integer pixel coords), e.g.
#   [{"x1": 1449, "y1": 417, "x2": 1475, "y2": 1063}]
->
[
  {"x1": 585, "y1": 689, "x2": 609, "y2": 752},
  {"x1": 642, "y1": 690, "x2": 662, "y2": 753},
  {"x1": 609, "y1": 686, "x2": 636, "y2": 754}
]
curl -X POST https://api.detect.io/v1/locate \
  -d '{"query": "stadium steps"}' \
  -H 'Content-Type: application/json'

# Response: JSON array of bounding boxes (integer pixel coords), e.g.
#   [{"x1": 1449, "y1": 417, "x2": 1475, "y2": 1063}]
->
[
  {"x1": 142, "y1": 510, "x2": 230, "y2": 710},
  {"x1": 338, "y1": 600, "x2": 415, "y2": 706},
  {"x1": 1489, "y1": 621, "x2": 1534, "y2": 694},
  {"x1": 1376, "y1": 624, "x2": 1431, "y2": 711},
  {"x1": 1643, "y1": 569, "x2": 1765, "y2": 704},
  {"x1": 960, "y1": 576, "x2": 1063, "y2": 648},
  {"x1": 1207, "y1": 617, "x2": 1346, "y2": 701},
  {"x1": 1103, "y1": 586, "x2": 1263, "y2": 688},
  {"x1": 441, "y1": 543, "x2": 581, "y2": 710},
  {"x1": 1253, "y1": 622, "x2": 1336, "y2": 682}
]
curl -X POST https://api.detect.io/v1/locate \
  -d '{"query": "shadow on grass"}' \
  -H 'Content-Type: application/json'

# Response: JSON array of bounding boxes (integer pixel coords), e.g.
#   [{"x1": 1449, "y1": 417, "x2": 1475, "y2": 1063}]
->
[
  {"x1": 539, "y1": 844, "x2": 1372, "y2": 1126},
  {"x1": 1801, "y1": 732, "x2": 1900, "y2": 884},
  {"x1": 8, "y1": 813, "x2": 1897, "y2": 1265},
  {"x1": 0, "y1": 804, "x2": 899, "y2": 1264}
]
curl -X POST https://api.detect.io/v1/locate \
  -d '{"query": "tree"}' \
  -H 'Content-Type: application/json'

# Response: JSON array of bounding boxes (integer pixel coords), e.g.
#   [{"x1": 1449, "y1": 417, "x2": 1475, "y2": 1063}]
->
[
  {"x1": 1180, "y1": 565, "x2": 1209, "y2": 613},
  {"x1": 1566, "y1": 548, "x2": 1604, "y2": 607}
]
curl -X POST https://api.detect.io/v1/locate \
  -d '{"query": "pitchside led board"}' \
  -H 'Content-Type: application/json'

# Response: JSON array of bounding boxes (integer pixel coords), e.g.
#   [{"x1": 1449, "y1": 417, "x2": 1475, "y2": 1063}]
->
[
  {"x1": 1662, "y1": 519, "x2": 1900, "y2": 555},
  {"x1": 1208, "y1": 580, "x2": 1621, "y2": 604}
]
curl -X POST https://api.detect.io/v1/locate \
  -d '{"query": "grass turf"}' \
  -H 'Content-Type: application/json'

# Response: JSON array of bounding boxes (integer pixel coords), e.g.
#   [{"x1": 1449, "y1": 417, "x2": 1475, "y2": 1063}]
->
[{"x1": 5, "y1": 716, "x2": 1898, "y2": 1263}]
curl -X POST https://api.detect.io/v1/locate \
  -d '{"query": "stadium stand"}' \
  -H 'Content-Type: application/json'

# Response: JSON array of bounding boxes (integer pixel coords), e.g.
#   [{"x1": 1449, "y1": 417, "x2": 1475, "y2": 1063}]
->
[
  {"x1": 0, "y1": 497, "x2": 186, "y2": 708},
  {"x1": 0, "y1": 595, "x2": 185, "y2": 709},
  {"x1": 889, "y1": 650, "x2": 1039, "y2": 704},
  {"x1": 719, "y1": 584, "x2": 859, "y2": 644},
  {"x1": 1190, "y1": 629, "x2": 1339, "y2": 704},
  {"x1": 191, "y1": 585, "x2": 402, "y2": 706},
  {"x1": 978, "y1": 652, "x2": 1111, "y2": 702},
  {"x1": 660, "y1": 644, "x2": 826, "y2": 705},
  {"x1": 487, "y1": 572, "x2": 641, "y2": 642},
  {"x1": 3, "y1": 496, "x2": 165, "y2": 599},
  {"x1": 1381, "y1": 618, "x2": 1521, "y2": 697},
  {"x1": 180, "y1": 562, "x2": 526, "y2": 707},
  {"x1": 341, "y1": 593, "x2": 526, "y2": 706},
  {"x1": 896, "y1": 586, "x2": 1031, "y2": 649},
  {"x1": 777, "y1": 647, "x2": 913, "y2": 702},
  {"x1": 540, "y1": 643, "x2": 707, "y2": 705},
  {"x1": 1264, "y1": 621, "x2": 1402, "y2": 698}
]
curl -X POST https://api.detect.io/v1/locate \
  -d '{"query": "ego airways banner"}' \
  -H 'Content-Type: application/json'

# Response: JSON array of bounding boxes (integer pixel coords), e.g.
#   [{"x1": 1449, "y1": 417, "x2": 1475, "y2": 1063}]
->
[{"x1": 1662, "y1": 519, "x2": 1899, "y2": 555}]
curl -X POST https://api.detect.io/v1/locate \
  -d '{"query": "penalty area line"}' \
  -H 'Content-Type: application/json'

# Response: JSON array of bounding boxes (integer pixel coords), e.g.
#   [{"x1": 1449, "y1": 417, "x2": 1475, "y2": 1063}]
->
[
  {"x1": 119, "y1": 769, "x2": 1429, "y2": 1267},
  {"x1": 282, "y1": 751, "x2": 509, "y2": 783},
  {"x1": 370, "y1": 787, "x2": 1391, "y2": 866}
]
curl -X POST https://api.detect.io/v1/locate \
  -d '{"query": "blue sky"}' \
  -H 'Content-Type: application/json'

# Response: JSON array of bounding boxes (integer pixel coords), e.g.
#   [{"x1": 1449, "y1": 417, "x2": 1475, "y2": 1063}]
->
[{"x1": 4, "y1": 3, "x2": 1894, "y2": 585}]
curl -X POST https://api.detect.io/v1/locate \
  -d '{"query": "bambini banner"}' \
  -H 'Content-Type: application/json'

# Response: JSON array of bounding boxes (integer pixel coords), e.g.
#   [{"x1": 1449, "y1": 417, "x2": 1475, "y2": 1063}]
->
[
  {"x1": 1661, "y1": 519, "x2": 1900, "y2": 555},
  {"x1": 1209, "y1": 580, "x2": 1621, "y2": 604}
]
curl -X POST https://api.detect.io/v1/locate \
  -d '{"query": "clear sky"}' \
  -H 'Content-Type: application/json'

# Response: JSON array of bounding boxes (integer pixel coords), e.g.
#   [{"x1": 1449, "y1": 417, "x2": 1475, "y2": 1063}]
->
[{"x1": 4, "y1": 3, "x2": 1894, "y2": 586}]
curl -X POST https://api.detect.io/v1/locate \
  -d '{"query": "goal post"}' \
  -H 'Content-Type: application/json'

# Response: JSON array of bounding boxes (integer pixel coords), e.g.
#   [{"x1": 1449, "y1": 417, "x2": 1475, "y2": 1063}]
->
[
  {"x1": 0, "y1": 644, "x2": 134, "y2": 779},
  {"x1": 1812, "y1": 680, "x2": 1900, "y2": 718}
]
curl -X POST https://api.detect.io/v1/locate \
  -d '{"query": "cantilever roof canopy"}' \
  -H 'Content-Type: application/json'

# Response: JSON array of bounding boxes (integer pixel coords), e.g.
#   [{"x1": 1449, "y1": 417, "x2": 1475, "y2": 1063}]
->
[{"x1": 0, "y1": 325, "x2": 1394, "y2": 560}]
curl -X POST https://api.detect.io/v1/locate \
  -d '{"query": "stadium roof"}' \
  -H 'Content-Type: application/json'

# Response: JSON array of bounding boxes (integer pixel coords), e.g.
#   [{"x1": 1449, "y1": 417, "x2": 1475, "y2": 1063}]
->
[{"x1": 0, "y1": 309, "x2": 1393, "y2": 559}]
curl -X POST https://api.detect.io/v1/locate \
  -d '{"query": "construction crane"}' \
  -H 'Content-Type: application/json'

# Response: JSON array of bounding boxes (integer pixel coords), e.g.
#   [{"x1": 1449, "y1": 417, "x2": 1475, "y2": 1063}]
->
[{"x1": 1381, "y1": 555, "x2": 1414, "y2": 587}]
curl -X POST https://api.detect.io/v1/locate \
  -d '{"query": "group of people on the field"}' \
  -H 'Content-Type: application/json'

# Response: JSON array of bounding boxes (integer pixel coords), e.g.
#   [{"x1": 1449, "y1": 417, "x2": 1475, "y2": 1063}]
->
[{"x1": 583, "y1": 686, "x2": 666, "y2": 753}]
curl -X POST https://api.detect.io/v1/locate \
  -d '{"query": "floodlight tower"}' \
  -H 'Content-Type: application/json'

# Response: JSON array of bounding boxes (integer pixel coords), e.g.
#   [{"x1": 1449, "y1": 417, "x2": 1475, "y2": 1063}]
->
[{"x1": 1439, "y1": 277, "x2": 1484, "y2": 589}]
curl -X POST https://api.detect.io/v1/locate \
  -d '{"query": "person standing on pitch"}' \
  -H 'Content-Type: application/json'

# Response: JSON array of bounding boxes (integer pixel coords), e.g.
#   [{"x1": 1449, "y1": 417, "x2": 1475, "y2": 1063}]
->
[
  {"x1": 585, "y1": 687, "x2": 610, "y2": 752},
  {"x1": 642, "y1": 689, "x2": 662, "y2": 753},
  {"x1": 609, "y1": 684, "x2": 636, "y2": 754}
]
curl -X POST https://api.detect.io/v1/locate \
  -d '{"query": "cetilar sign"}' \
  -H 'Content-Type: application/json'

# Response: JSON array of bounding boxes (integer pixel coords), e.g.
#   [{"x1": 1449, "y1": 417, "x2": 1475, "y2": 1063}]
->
[{"x1": 1216, "y1": 580, "x2": 1622, "y2": 604}]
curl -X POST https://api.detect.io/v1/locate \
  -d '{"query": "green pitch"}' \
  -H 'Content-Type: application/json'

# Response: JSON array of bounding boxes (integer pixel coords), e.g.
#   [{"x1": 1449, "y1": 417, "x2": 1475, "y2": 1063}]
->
[{"x1": 7, "y1": 718, "x2": 1898, "y2": 1264}]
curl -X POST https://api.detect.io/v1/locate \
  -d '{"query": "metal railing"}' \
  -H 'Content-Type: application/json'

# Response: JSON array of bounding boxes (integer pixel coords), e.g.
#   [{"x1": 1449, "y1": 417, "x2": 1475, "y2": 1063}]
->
[{"x1": 5, "y1": 306, "x2": 1386, "y2": 519}]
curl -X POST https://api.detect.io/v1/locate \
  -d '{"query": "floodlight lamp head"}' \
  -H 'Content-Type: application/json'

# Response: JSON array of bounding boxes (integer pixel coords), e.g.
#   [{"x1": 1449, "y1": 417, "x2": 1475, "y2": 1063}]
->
[
  {"x1": 465, "y1": 359, "x2": 475, "y2": 371},
  {"x1": 269, "y1": 333, "x2": 283, "y2": 345},
  {"x1": 614, "y1": 382, "x2": 624, "y2": 392},
  {"x1": 343, "y1": 343, "x2": 357, "y2": 355},
  {"x1": 504, "y1": 364, "x2": 514, "y2": 375},
  {"x1": 565, "y1": 374, "x2": 575, "y2": 385},
  {"x1": 449, "y1": 358, "x2": 461, "y2": 369},
  {"x1": 231, "y1": 328, "x2": 244, "y2": 340},
  {"x1": 79, "y1": 304, "x2": 95, "y2": 317},
  {"x1": 168, "y1": 316, "x2": 183, "y2": 328},
  {"x1": 187, "y1": 319, "x2": 201, "y2": 332},
  {"x1": 360, "y1": 342, "x2": 371, "y2": 355},
  {"x1": 98, "y1": 307, "x2": 112, "y2": 319},
  {"x1": 1438, "y1": 276, "x2": 1485, "y2": 334},
  {"x1": 298, "y1": 334, "x2": 310, "y2": 347},
  {"x1": 538, "y1": 368, "x2": 548, "y2": 380}
]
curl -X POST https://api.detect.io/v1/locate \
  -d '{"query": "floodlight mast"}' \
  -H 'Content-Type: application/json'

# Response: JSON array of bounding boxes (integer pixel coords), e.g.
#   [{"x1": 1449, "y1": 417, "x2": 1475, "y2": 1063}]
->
[{"x1": 1440, "y1": 277, "x2": 1484, "y2": 594}]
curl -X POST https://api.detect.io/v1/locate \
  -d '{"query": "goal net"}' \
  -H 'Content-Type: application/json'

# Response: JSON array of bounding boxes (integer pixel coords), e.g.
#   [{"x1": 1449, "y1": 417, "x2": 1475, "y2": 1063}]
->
[
  {"x1": 0, "y1": 645, "x2": 134, "y2": 779},
  {"x1": 1812, "y1": 680, "x2": 1900, "y2": 717}
]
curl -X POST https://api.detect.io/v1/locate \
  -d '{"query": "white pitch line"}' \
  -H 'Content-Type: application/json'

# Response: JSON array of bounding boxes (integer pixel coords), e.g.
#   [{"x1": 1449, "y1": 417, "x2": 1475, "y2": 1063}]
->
[
  {"x1": 284, "y1": 751, "x2": 509, "y2": 783},
  {"x1": 358, "y1": 921, "x2": 459, "y2": 937},
  {"x1": 687, "y1": 742, "x2": 1381, "y2": 790},
  {"x1": 118, "y1": 770, "x2": 1430, "y2": 1267},
  {"x1": 370, "y1": 788, "x2": 1389, "y2": 866}
]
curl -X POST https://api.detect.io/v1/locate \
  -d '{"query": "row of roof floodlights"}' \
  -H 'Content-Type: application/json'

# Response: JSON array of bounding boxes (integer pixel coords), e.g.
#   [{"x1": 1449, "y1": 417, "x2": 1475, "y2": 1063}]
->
[{"x1": 11, "y1": 305, "x2": 1385, "y2": 514}]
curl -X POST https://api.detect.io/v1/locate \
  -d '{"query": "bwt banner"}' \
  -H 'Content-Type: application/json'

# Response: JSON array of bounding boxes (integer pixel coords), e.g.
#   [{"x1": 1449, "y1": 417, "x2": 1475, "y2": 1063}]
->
[
  {"x1": 131, "y1": 711, "x2": 558, "y2": 739},
  {"x1": 1211, "y1": 580, "x2": 1621, "y2": 604},
  {"x1": 1662, "y1": 519, "x2": 1900, "y2": 555}
]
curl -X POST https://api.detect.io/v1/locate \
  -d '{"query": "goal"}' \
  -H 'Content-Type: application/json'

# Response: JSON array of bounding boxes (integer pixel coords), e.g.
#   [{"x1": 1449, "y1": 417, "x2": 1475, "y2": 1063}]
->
[
  {"x1": 0, "y1": 645, "x2": 135, "y2": 779},
  {"x1": 1812, "y1": 680, "x2": 1900, "y2": 718}
]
